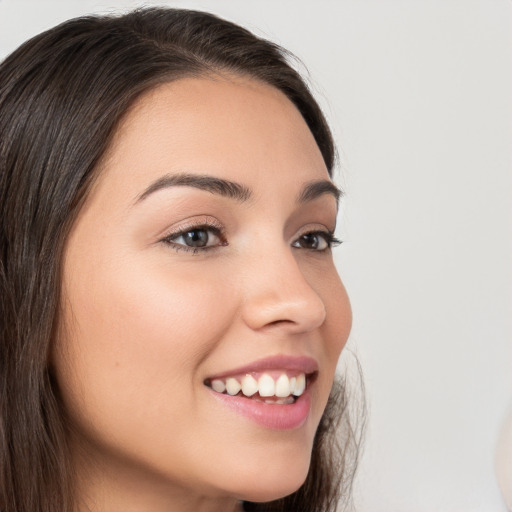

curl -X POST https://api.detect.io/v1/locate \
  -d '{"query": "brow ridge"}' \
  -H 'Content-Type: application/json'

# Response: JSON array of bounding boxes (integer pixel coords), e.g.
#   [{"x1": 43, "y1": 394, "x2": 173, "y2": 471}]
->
[
  {"x1": 136, "y1": 173, "x2": 252, "y2": 203},
  {"x1": 297, "y1": 179, "x2": 343, "y2": 205}
]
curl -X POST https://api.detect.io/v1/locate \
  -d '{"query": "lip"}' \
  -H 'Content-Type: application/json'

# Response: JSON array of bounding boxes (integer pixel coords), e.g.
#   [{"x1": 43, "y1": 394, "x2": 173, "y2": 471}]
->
[
  {"x1": 205, "y1": 354, "x2": 319, "y2": 381},
  {"x1": 205, "y1": 355, "x2": 317, "y2": 430},
  {"x1": 208, "y1": 387, "x2": 312, "y2": 430}
]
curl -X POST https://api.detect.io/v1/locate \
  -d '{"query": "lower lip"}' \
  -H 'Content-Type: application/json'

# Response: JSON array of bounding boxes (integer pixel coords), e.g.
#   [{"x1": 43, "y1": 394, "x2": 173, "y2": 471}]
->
[{"x1": 208, "y1": 388, "x2": 312, "y2": 430}]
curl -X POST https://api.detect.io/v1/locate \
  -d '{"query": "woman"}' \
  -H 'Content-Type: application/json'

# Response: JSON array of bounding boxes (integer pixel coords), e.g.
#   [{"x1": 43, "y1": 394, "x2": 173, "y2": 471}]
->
[{"x1": 0, "y1": 8, "x2": 362, "y2": 512}]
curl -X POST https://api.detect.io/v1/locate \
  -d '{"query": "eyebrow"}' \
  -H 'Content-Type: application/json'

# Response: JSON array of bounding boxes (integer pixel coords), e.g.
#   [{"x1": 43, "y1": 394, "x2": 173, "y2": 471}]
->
[
  {"x1": 136, "y1": 173, "x2": 251, "y2": 203},
  {"x1": 135, "y1": 172, "x2": 342, "y2": 206},
  {"x1": 297, "y1": 179, "x2": 342, "y2": 205}
]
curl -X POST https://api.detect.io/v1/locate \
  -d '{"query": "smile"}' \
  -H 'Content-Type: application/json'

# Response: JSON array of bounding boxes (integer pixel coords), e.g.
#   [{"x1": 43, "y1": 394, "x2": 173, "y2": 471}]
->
[
  {"x1": 205, "y1": 371, "x2": 308, "y2": 405},
  {"x1": 204, "y1": 355, "x2": 318, "y2": 429}
]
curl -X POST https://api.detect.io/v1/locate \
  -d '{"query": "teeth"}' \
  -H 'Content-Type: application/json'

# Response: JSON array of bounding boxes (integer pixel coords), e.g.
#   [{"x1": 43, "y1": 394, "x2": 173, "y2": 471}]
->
[
  {"x1": 275, "y1": 374, "x2": 291, "y2": 397},
  {"x1": 241, "y1": 374, "x2": 258, "y2": 397},
  {"x1": 253, "y1": 396, "x2": 295, "y2": 405},
  {"x1": 211, "y1": 379, "x2": 226, "y2": 393},
  {"x1": 258, "y1": 374, "x2": 275, "y2": 397},
  {"x1": 293, "y1": 373, "x2": 306, "y2": 396},
  {"x1": 268, "y1": 396, "x2": 295, "y2": 405},
  {"x1": 289, "y1": 376, "x2": 297, "y2": 394},
  {"x1": 208, "y1": 372, "x2": 308, "y2": 401},
  {"x1": 226, "y1": 377, "x2": 241, "y2": 396}
]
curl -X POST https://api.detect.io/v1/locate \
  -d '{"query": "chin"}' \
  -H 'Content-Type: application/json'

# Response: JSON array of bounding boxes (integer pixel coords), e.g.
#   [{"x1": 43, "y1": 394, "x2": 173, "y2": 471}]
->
[
  {"x1": 227, "y1": 452, "x2": 311, "y2": 504},
  {"x1": 205, "y1": 412, "x2": 319, "y2": 504}
]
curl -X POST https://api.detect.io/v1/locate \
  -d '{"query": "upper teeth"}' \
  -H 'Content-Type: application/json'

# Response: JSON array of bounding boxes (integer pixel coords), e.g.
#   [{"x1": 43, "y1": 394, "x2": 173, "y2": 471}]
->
[{"x1": 210, "y1": 372, "x2": 306, "y2": 398}]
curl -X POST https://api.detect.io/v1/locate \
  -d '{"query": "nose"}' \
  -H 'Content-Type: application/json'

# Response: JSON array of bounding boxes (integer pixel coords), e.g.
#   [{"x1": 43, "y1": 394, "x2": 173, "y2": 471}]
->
[{"x1": 240, "y1": 246, "x2": 327, "y2": 334}]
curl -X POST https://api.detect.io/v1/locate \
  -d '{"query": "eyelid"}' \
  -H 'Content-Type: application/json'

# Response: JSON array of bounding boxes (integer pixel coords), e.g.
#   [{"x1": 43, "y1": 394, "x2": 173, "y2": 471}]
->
[
  {"x1": 158, "y1": 215, "x2": 223, "y2": 239},
  {"x1": 156, "y1": 218, "x2": 340, "y2": 254},
  {"x1": 293, "y1": 223, "x2": 335, "y2": 239},
  {"x1": 292, "y1": 224, "x2": 342, "y2": 251},
  {"x1": 158, "y1": 216, "x2": 227, "y2": 254}
]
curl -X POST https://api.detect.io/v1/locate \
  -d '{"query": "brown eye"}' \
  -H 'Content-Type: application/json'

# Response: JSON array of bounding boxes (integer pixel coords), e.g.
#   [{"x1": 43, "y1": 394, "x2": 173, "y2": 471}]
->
[
  {"x1": 292, "y1": 231, "x2": 341, "y2": 251},
  {"x1": 164, "y1": 226, "x2": 225, "y2": 251}
]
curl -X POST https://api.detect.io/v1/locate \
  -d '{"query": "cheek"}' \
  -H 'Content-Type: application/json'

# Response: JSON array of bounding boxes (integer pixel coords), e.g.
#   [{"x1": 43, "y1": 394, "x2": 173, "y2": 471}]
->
[
  {"x1": 303, "y1": 262, "x2": 352, "y2": 424},
  {"x1": 326, "y1": 275, "x2": 352, "y2": 358},
  {"x1": 54, "y1": 252, "x2": 236, "y2": 450},
  {"x1": 311, "y1": 260, "x2": 352, "y2": 361},
  {"x1": 66, "y1": 250, "x2": 230, "y2": 353}
]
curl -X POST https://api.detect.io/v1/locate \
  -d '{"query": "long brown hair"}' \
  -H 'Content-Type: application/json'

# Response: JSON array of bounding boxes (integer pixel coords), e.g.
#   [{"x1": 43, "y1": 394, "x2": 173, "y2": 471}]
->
[{"x1": 0, "y1": 8, "x2": 364, "y2": 512}]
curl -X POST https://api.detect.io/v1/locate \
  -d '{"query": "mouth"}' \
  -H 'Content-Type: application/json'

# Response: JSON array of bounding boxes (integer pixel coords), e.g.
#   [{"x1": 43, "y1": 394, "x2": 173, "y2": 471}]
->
[
  {"x1": 204, "y1": 370, "x2": 315, "y2": 405},
  {"x1": 203, "y1": 355, "x2": 318, "y2": 430}
]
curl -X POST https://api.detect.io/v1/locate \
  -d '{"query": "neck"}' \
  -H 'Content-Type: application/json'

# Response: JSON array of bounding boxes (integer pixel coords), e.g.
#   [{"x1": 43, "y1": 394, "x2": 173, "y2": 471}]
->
[
  {"x1": 76, "y1": 474, "x2": 244, "y2": 512},
  {"x1": 72, "y1": 441, "x2": 244, "y2": 512}
]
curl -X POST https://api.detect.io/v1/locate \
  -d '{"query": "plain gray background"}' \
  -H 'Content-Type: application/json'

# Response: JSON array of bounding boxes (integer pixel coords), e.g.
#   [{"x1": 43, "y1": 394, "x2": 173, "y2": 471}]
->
[{"x1": 1, "y1": 1, "x2": 511, "y2": 511}]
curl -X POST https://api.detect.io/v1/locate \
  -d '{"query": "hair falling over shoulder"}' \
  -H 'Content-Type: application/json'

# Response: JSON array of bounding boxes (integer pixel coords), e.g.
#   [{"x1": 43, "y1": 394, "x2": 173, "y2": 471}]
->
[{"x1": 0, "y1": 8, "x2": 365, "y2": 512}]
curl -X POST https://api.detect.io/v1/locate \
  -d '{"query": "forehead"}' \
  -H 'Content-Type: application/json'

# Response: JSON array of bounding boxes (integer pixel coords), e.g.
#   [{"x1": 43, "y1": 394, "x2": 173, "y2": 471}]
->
[{"x1": 92, "y1": 75, "x2": 329, "y2": 207}]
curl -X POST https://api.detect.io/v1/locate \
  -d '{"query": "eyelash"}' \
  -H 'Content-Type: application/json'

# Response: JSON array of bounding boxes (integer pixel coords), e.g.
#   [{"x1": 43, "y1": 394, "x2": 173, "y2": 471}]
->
[
  {"x1": 292, "y1": 231, "x2": 342, "y2": 252},
  {"x1": 161, "y1": 222, "x2": 226, "y2": 254},
  {"x1": 160, "y1": 222, "x2": 342, "y2": 255}
]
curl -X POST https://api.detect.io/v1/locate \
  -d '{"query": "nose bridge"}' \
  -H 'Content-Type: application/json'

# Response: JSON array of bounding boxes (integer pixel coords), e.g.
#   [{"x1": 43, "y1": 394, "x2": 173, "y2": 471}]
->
[{"x1": 241, "y1": 241, "x2": 326, "y2": 333}]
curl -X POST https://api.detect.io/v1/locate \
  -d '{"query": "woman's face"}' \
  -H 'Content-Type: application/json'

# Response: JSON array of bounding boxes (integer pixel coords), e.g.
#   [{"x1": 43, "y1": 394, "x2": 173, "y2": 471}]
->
[{"x1": 54, "y1": 75, "x2": 352, "y2": 510}]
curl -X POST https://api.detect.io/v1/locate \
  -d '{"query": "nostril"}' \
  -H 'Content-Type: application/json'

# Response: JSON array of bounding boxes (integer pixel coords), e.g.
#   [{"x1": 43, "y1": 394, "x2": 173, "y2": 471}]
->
[{"x1": 266, "y1": 319, "x2": 295, "y2": 327}]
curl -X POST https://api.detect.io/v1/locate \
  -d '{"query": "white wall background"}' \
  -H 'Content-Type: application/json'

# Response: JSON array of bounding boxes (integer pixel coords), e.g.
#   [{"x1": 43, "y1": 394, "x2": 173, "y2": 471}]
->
[{"x1": 1, "y1": 1, "x2": 510, "y2": 511}]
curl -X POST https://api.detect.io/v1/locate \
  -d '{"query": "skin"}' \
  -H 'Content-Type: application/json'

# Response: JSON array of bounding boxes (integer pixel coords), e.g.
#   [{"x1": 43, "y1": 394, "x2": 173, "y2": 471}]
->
[{"x1": 53, "y1": 75, "x2": 352, "y2": 512}]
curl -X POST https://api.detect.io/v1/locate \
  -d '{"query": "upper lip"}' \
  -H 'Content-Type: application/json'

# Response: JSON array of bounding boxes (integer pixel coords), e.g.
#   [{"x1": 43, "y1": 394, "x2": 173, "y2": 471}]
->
[{"x1": 206, "y1": 354, "x2": 319, "y2": 380}]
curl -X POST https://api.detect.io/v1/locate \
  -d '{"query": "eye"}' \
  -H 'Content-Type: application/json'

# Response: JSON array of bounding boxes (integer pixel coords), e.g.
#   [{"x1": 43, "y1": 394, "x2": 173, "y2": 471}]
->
[
  {"x1": 292, "y1": 231, "x2": 341, "y2": 251},
  {"x1": 162, "y1": 225, "x2": 227, "y2": 253}
]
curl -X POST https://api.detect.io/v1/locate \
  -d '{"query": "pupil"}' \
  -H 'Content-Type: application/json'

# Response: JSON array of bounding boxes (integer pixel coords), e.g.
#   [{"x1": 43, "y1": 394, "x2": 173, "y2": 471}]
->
[
  {"x1": 184, "y1": 230, "x2": 208, "y2": 247},
  {"x1": 302, "y1": 233, "x2": 318, "y2": 249}
]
